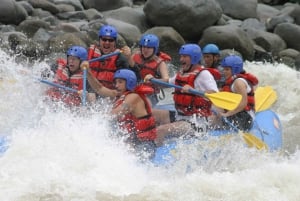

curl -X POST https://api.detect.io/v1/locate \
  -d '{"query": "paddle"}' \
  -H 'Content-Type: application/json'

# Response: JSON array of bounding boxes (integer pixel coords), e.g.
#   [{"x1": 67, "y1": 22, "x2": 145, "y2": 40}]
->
[
  {"x1": 255, "y1": 86, "x2": 277, "y2": 112},
  {"x1": 88, "y1": 51, "x2": 121, "y2": 63},
  {"x1": 222, "y1": 86, "x2": 277, "y2": 150},
  {"x1": 150, "y1": 78, "x2": 242, "y2": 111},
  {"x1": 39, "y1": 79, "x2": 78, "y2": 93},
  {"x1": 222, "y1": 117, "x2": 267, "y2": 150},
  {"x1": 82, "y1": 67, "x2": 87, "y2": 106},
  {"x1": 240, "y1": 86, "x2": 277, "y2": 149}
]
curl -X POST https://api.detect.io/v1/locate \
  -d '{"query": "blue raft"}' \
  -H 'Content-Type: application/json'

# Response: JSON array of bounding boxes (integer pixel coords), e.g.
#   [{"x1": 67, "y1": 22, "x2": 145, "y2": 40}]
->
[{"x1": 151, "y1": 107, "x2": 283, "y2": 166}]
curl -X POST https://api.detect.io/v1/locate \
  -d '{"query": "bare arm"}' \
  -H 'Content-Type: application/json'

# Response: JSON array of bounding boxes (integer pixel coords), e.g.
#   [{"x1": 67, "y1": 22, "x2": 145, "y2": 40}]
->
[
  {"x1": 222, "y1": 79, "x2": 248, "y2": 116},
  {"x1": 143, "y1": 61, "x2": 170, "y2": 83},
  {"x1": 157, "y1": 61, "x2": 169, "y2": 82},
  {"x1": 121, "y1": 46, "x2": 135, "y2": 67}
]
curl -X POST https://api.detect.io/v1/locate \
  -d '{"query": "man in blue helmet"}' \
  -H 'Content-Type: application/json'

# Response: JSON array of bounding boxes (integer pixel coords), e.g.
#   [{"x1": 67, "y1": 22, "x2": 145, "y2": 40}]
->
[
  {"x1": 202, "y1": 43, "x2": 225, "y2": 88},
  {"x1": 80, "y1": 60, "x2": 158, "y2": 160},
  {"x1": 123, "y1": 33, "x2": 170, "y2": 106},
  {"x1": 46, "y1": 45, "x2": 88, "y2": 107},
  {"x1": 144, "y1": 43, "x2": 219, "y2": 145},
  {"x1": 87, "y1": 25, "x2": 130, "y2": 98}
]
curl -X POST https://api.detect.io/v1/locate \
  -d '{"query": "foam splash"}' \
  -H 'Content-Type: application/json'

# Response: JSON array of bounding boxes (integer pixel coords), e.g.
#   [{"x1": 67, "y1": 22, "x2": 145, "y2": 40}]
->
[{"x1": 1, "y1": 49, "x2": 300, "y2": 201}]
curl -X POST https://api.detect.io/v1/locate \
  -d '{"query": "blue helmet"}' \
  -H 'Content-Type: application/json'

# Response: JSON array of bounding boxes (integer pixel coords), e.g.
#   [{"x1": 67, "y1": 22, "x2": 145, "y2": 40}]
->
[
  {"x1": 203, "y1": 44, "x2": 220, "y2": 55},
  {"x1": 139, "y1": 34, "x2": 159, "y2": 54},
  {"x1": 179, "y1": 44, "x2": 202, "y2": 64},
  {"x1": 98, "y1": 25, "x2": 118, "y2": 39},
  {"x1": 221, "y1": 55, "x2": 243, "y2": 75},
  {"x1": 67, "y1": 46, "x2": 88, "y2": 61},
  {"x1": 113, "y1": 69, "x2": 137, "y2": 91}
]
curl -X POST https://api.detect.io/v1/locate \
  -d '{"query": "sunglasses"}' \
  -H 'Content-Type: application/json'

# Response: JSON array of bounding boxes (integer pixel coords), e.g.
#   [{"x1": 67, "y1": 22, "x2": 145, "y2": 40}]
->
[{"x1": 101, "y1": 38, "x2": 115, "y2": 42}]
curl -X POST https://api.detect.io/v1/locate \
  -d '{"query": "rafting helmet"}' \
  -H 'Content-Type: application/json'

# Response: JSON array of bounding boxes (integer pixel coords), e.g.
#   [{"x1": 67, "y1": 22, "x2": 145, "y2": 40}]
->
[
  {"x1": 98, "y1": 25, "x2": 118, "y2": 39},
  {"x1": 179, "y1": 44, "x2": 202, "y2": 64},
  {"x1": 202, "y1": 44, "x2": 220, "y2": 55},
  {"x1": 139, "y1": 34, "x2": 159, "y2": 54},
  {"x1": 67, "y1": 46, "x2": 88, "y2": 61},
  {"x1": 221, "y1": 55, "x2": 243, "y2": 75},
  {"x1": 114, "y1": 69, "x2": 137, "y2": 91}
]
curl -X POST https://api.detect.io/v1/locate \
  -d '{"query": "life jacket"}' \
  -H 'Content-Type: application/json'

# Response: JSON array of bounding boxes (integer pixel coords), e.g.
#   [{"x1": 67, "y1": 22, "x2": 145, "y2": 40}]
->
[
  {"x1": 112, "y1": 85, "x2": 157, "y2": 141},
  {"x1": 205, "y1": 67, "x2": 222, "y2": 81},
  {"x1": 87, "y1": 44, "x2": 120, "y2": 89},
  {"x1": 173, "y1": 66, "x2": 212, "y2": 117},
  {"x1": 133, "y1": 53, "x2": 163, "y2": 94},
  {"x1": 46, "y1": 59, "x2": 83, "y2": 106},
  {"x1": 157, "y1": 51, "x2": 172, "y2": 62},
  {"x1": 222, "y1": 72, "x2": 258, "y2": 111}
]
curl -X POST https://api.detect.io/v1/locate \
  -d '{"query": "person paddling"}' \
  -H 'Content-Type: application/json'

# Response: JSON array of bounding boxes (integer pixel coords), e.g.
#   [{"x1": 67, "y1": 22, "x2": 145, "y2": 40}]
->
[
  {"x1": 123, "y1": 33, "x2": 171, "y2": 106},
  {"x1": 213, "y1": 55, "x2": 259, "y2": 131},
  {"x1": 144, "y1": 43, "x2": 219, "y2": 145},
  {"x1": 80, "y1": 61, "x2": 157, "y2": 160},
  {"x1": 45, "y1": 45, "x2": 87, "y2": 107},
  {"x1": 86, "y1": 25, "x2": 130, "y2": 101}
]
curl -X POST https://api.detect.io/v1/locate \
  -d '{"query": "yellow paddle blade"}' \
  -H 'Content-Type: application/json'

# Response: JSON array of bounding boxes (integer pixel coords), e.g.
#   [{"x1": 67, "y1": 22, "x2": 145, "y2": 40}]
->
[
  {"x1": 255, "y1": 86, "x2": 277, "y2": 112},
  {"x1": 242, "y1": 133, "x2": 267, "y2": 150},
  {"x1": 205, "y1": 91, "x2": 242, "y2": 111}
]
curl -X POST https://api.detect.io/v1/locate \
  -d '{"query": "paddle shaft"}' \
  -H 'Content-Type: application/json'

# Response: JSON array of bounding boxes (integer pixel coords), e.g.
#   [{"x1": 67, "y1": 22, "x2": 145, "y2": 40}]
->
[
  {"x1": 39, "y1": 79, "x2": 77, "y2": 93},
  {"x1": 88, "y1": 51, "x2": 121, "y2": 63},
  {"x1": 82, "y1": 68, "x2": 87, "y2": 106},
  {"x1": 150, "y1": 78, "x2": 242, "y2": 111},
  {"x1": 222, "y1": 113, "x2": 267, "y2": 150},
  {"x1": 150, "y1": 78, "x2": 205, "y2": 96}
]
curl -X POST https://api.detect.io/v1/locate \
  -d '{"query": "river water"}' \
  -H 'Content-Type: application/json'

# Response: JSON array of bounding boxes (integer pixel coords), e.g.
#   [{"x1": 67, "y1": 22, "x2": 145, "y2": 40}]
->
[{"x1": 0, "y1": 49, "x2": 299, "y2": 201}]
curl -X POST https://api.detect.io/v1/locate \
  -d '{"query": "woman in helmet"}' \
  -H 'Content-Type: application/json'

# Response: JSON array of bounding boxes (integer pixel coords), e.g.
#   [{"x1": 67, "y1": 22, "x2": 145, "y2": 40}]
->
[
  {"x1": 216, "y1": 55, "x2": 259, "y2": 131},
  {"x1": 87, "y1": 25, "x2": 130, "y2": 91},
  {"x1": 202, "y1": 43, "x2": 225, "y2": 88},
  {"x1": 46, "y1": 45, "x2": 88, "y2": 107},
  {"x1": 145, "y1": 44, "x2": 219, "y2": 145},
  {"x1": 80, "y1": 61, "x2": 157, "y2": 159},
  {"x1": 123, "y1": 33, "x2": 170, "y2": 106}
]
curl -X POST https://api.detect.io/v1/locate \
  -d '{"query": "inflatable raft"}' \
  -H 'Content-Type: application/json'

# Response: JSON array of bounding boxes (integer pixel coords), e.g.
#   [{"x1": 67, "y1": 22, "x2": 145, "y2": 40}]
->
[{"x1": 151, "y1": 107, "x2": 282, "y2": 166}]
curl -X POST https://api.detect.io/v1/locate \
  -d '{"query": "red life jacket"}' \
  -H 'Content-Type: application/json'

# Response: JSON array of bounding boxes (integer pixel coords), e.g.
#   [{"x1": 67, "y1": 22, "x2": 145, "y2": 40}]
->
[
  {"x1": 46, "y1": 59, "x2": 83, "y2": 106},
  {"x1": 205, "y1": 67, "x2": 221, "y2": 81},
  {"x1": 133, "y1": 53, "x2": 163, "y2": 93},
  {"x1": 87, "y1": 44, "x2": 120, "y2": 89},
  {"x1": 113, "y1": 85, "x2": 157, "y2": 141},
  {"x1": 173, "y1": 66, "x2": 212, "y2": 117},
  {"x1": 222, "y1": 72, "x2": 258, "y2": 111},
  {"x1": 158, "y1": 51, "x2": 172, "y2": 62}
]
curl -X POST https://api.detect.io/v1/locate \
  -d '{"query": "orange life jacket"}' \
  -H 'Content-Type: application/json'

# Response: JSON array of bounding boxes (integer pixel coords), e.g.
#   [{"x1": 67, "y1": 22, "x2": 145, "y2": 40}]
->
[
  {"x1": 87, "y1": 44, "x2": 120, "y2": 89},
  {"x1": 222, "y1": 72, "x2": 258, "y2": 111},
  {"x1": 46, "y1": 59, "x2": 83, "y2": 106},
  {"x1": 173, "y1": 65, "x2": 212, "y2": 117},
  {"x1": 113, "y1": 85, "x2": 157, "y2": 141}
]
